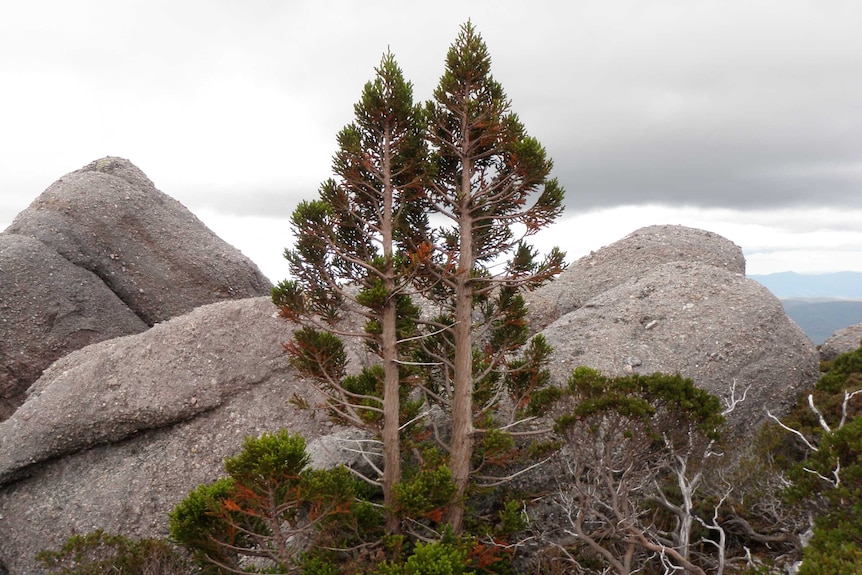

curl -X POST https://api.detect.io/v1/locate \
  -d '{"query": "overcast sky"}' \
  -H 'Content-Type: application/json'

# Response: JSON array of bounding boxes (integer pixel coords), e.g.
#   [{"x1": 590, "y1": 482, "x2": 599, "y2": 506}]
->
[{"x1": 2, "y1": 0, "x2": 862, "y2": 281}]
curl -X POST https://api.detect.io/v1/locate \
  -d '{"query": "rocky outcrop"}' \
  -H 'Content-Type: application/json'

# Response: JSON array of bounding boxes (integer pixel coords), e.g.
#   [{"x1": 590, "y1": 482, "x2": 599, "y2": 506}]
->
[
  {"x1": 526, "y1": 225, "x2": 746, "y2": 331},
  {"x1": 1, "y1": 157, "x2": 272, "y2": 418},
  {"x1": 0, "y1": 224, "x2": 820, "y2": 574},
  {"x1": 0, "y1": 297, "x2": 350, "y2": 575},
  {"x1": 541, "y1": 260, "x2": 818, "y2": 430},
  {"x1": 6, "y1": 157, "x2": 271, "y2": 325},
  {"x1": 522, "y1": 225, "x2": 812, "y2": 430},
  {"x1": 820, "y1": 322, "x2": 862, "y2": 361},
  {"x1": 0, "y1": 234, "x2": 147, "y2": 419}
]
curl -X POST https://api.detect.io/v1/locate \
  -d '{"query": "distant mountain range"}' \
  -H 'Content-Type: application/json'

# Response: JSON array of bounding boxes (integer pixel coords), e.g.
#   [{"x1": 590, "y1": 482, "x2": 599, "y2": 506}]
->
[
  {"x1": 749, "y1": 272, "x2": 862, "y2": 344},
  {"x1": 749, "y1": 271, "x2": 862, "y2": 299}
]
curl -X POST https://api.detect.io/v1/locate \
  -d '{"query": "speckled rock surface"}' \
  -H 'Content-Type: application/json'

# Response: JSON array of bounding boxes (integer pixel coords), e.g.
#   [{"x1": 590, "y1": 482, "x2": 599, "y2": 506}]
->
[
  {"x1": 1, "y1": 157, "x2": 271, "y2": 419},
  {"x1": 541, "y1": 261, "x2": 818, "y2": 431},
  {"x1": 0, "y1": 234, "x2": 147, "y2": 419},
  {"x1": 819, "y1": 322, "x2": 862, "y2": 361},
  {"x1": 0, "y1": 297, "x2": 352, "y2": 575},
  {"x1": 526, "y1": 225, "x2": 746, "y2": 331},
  {"x1": 0, "y1": 223, "x2": 820, "y2": 574},
  {"x1": 6, "y1": 157, "x2": 271, "y2": 327}
]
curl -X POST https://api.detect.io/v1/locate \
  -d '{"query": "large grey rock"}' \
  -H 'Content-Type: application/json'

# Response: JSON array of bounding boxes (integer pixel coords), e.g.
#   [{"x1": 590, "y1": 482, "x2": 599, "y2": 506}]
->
[
  {"x1": 527, "y1": 225, "x2": 746, "y2": 331},
  {"x1": 0, "y1": 221, "x2": 818, "y2": 574},
  {"x1": 6, "y1": 157, "x2": 271, "y2": 327},
  {"x1": 0, "y1": 298, "x2": 350, "y2": 575},
  {"x1": 541, "y1": 261, "x2": 819, "y2": 430},
  {"x1": 819, "y1": 323, "x2": 862, "y2": 361},
  {"x1": 0, "y1": 234, "x2": 147, "y2": 420},
  {"x1": 1, "y1": 157, "x2": 272, "y2": 420}
]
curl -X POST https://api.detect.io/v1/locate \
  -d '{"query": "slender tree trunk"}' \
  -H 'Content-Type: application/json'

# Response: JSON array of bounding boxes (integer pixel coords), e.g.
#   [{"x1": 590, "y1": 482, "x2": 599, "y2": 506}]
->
[
  {"x1": 446, "y1": 151, "x2": 475, "y2": 533},
  {"x1": 381, "y1": 126, "x2": 401, "y2": 534},
  {"x1": 382, "y1": 295, "x2": 400, "y2": 533}
]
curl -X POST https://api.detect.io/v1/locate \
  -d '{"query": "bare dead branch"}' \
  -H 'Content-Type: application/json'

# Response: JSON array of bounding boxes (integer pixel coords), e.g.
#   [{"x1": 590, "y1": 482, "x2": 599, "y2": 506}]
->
[
  {"x1": 722, "y1": 378, "x2": 751, "y2": 416},
  {"x1": 473, "y1": 454, "x2": 555, "y2": 487},
  {"x1": 802, "y1": 460, "x2": 841, "y2": 488},
  {"x1": 766, "y1": 410, "x2": 819, "y2": 452},
  {"x1": 808, "y1": 394, "x2": 832, "y2": 434}
]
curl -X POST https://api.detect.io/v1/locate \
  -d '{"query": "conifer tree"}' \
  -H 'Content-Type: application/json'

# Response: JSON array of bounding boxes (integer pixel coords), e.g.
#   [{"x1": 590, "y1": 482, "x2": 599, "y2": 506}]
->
[
  {"x1": 272, "y1": 52, "x2": 427, "y2": 534},
  {"x1": 274, "y1": 24, "x2": 565, "y2": 537},
  {"x1": 419, "y1": 21, "x2": 566, "y2": 533}
]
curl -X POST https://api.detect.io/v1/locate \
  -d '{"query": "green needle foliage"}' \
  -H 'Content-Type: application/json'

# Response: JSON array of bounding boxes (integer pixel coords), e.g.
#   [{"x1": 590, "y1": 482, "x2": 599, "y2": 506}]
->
[
  {"x1": 274, "y1": 22, "x2": 565, "y2": 536},
  {"x1": 415, "y1": 20, "x2": 566, "y2": 533},
  {"x1": 794, "y1": 418, "x2": 862, "y2": 574},
  {"x1": 376, "y1": 539, "x2": 476, "y2": 575},
  {"x1": 775, "y1": 345, "x2": 862, "y2": 574},
  {"x1": 169, "y1": 430, "x2": 363, "y2": 574},
  {"x1": 545, "y1": 368, "x2": 727, "y2": 575},
  {"x1": 555, "y1": 367, "x2": 725, "y2": 441},
  {"x1": 272, "y1": 51, "x2": 429, "y2": 534}
]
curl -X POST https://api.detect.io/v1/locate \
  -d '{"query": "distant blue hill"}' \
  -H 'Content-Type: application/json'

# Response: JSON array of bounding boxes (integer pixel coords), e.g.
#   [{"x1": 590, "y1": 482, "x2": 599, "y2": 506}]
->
[
  {"x1": 749, "y1": 271, "x2": 862, "y2": 299},
  {"x1": 749, "y1": 272, "x2": 862, "y2": 344},
  {"x1": 779, "y1": 299, "x2": 862, "y2": 345}
]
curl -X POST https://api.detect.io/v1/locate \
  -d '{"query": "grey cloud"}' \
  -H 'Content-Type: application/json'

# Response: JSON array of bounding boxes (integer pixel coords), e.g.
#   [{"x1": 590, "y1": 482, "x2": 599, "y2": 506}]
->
[
  {"x1": 537, "y1": 71, "x2": 862, "y2": 211},
  {"x1": 4, "y1": 0, "x2": 862, "y2": 222},
  {"x1": 552, "y1": 151, "x2": 862, "y2": 211},
  {"x1": 179, "y1": 187, "x2": 307, "y2": 219}
]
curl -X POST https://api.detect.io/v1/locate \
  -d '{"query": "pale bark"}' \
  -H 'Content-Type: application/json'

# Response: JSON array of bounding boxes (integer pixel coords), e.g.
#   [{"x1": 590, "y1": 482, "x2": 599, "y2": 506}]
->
[
  {"x1": 381, "y1": 124, "x2": 402, "y2": 534},
  {"x1": 446, "y1": 150, "x2": 476, "y2": 533}
]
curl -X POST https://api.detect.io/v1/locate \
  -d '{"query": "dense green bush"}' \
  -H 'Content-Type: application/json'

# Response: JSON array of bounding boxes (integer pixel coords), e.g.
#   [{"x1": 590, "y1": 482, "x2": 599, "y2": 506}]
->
[
  {"x1": 169, "y1": 430, "x2": 369, "y2": 574},
  {"x1": 376, "y1": 540, "x2": 475, "y2": 575},
  {"x1": 793, "y1": 416, "x2": 862, "y2": 574},
  {"x1": 778, "y1": 345, "x2": 862, "y2": 574},
  {"x1": 541, "y1": 368, "x2": 729, "y2": 574},
  {"x1": 818, "y1": 344, "x2": 862, "y2": 395}
]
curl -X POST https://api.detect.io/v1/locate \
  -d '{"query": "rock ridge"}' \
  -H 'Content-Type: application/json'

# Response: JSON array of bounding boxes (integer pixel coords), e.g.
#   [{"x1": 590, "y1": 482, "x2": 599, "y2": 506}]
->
[
  {"x1": 540, "y1": 259, "x2": 818, "y2": 429},
  {"x1": 526, "y1": 224, "x2": 746, "y2": 331},
  {"x1": 0, "y1": 209, "x2": 823, "y2": 574},
  {"x1": 1, "y1": 157, "x2": 272, "y2": 418}
]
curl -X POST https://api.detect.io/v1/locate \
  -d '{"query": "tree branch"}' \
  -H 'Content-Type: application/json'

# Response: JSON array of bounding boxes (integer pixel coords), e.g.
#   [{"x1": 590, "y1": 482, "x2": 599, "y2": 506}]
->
[{"x1": 766, "y1": 409, "x2": 819, "y2": 452}]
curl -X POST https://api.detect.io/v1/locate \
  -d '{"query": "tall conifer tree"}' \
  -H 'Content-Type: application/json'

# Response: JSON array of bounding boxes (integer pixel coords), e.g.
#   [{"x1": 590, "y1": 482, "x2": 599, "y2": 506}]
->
[
  {"x1": 275, "y1": 24, "x2": 565, "y2": 537},
  {"x1": 420, "y1": 21, "x2": 566, "y2": 533},
  {"x1": 272, "y1": 52, "x2": 427, "y2": 534}
]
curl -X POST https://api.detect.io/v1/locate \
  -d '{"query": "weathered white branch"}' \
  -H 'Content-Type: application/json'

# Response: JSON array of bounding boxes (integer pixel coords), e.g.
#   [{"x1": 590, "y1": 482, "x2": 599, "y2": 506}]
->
[
  {"x1": 474, "y1": 454, "x2": 554, "y2": 487},
  {"x1": 399, "y1": 410, "x2": 430, "y2": 431},
  {"x1": 392, "y1": 359, "x2": 444, "y2": 366},
  {"x1": 694, "y1": 488, "x2": 731, "y2": 575},
  {"x1": 803, "y1": 459, "x2": 840, "y2": 488},
  {"x1": 396, "y1": 321, "x2": 457, "y2": 344},
  {"x1": 722, "y1": 378, "x2": 751, "y2": 416},
  {"x1": 808, "y1": 393, "x2": 832, "y2": 433},
  {"x1": 335, "y1": 438, "x2": 384, "y2": 480},
  {"x1": 766, "y1": 410, "x2": 819, "y2": 452}
]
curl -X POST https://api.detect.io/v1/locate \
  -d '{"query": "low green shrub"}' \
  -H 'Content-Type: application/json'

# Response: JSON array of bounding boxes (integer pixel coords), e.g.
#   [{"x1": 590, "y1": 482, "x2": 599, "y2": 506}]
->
[{"x1": 36, "y1": 530, "x2": 194, "y2": 575}]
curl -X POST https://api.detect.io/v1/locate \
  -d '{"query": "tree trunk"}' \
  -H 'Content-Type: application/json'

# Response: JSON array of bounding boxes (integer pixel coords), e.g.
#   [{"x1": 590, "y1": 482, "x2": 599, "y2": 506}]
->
[
  {"x1": 382, "y1": 295, "x2": 401, "y2": 533},
  {"x1": 381, "y1": 126, "x2": 401, "y2": 534},
  {"x1": 446, "y1": 152, "x2": 475, "y2": 534}
]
